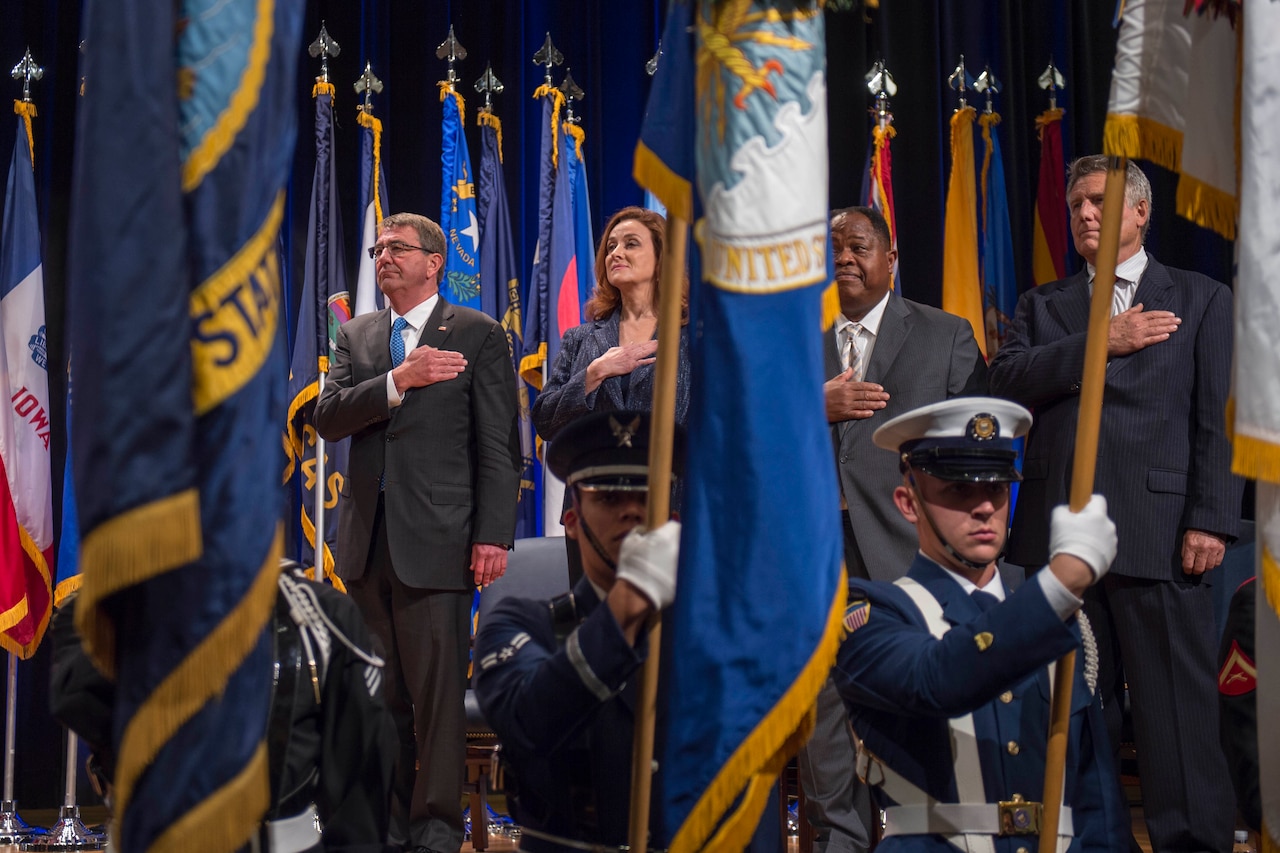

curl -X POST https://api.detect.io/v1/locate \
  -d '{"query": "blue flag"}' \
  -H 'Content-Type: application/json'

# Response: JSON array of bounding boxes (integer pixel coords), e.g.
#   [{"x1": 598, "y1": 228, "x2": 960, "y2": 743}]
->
[
  {"x1": 979, "y1": 112, "x2": 1018, "y2": 357},
  {"x1": 440, "y1": 87, "x2": 481, "y2": 310},
  {"x1": 355, "y1": 108, "x2": 389, "y2": 316},
  {"x1": 643, "y1": 3, "x2": 845, "y2": 850},
  {"x1": 55, "y1": 378, "x2": 78, "y2": 608},
  {"x1": 66, "y1": 2, "x2": 303, "y2": 850},
  {"x1": 285, "y1": 82, "x2": 348, "y2": 588},
  {"x1": 477, "y1": 112, "x2": 539, "y2": 538},
  {"x1": 634, "y1": 0, "x2": 696, "y2": 222},
  {"x1": 519, "y1": 87, "x2": 562, "y2": 390}
]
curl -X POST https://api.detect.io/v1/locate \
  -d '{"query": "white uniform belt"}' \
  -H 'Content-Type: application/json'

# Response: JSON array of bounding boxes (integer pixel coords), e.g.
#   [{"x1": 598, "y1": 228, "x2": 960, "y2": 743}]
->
[
  {"x1": 883, "y1": 803, "x2": 1073, "y2": 838},
  {"x1": 261, "y1": 804, "x2": 321, "y2": 853}
]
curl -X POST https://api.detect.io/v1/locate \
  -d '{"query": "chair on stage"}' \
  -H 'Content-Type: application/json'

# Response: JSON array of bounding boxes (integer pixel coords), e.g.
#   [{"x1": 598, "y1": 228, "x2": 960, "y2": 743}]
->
[{"x1": 464, "y1": 535, "x2": 571, "y2": 850}]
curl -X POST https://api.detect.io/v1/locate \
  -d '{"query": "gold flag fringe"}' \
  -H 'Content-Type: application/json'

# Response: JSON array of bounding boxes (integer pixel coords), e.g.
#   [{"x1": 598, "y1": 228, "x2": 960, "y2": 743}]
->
[
  {"x1": 112, "y1": 527, "x2": 282, "y2": 836},
  {"x1": 1102, "y1": 113, "x2": 1183, "y2": 173},
  {"x1": 633, "y1": 141, "x2": 693, "y2": 222},
  {"x1": 670, "y1": 572, "x2": 847, "y2": 853},
  {"x1": 1175, "y1": 173, "x2": 1236, "y2": 240},
  {"x1": 76, "y1": 488, "x2": 203, "y2": 677},
  {"x1": 144, "y1": 742, "x2": 270, "y2": 853}
]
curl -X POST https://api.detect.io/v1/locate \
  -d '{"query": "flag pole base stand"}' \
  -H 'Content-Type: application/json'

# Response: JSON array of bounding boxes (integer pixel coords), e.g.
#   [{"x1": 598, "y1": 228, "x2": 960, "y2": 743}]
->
[
  {"x1": 20, "y1": 806, "x2": 104, "y2": 851},
  {"x1": 0, "y1": 799, "x2": 34, "y2": 843}
]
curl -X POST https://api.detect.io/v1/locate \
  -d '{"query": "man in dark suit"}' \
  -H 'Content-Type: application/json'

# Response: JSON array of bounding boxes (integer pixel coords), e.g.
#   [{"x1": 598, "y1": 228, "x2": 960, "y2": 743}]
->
[
  {"x1": 315, "y1": 212, "x2": 521, "y2": 853},
  {"x1": 989, "y1": 157, "x2": 1241, "y2": 853},
  {"x1": 801, "y1": 206, "x2": 988, "y2": 852}
]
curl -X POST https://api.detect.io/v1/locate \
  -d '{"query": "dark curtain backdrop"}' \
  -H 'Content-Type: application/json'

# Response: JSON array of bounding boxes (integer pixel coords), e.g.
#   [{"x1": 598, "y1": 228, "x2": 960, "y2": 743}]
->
[{"x1": 0, "y1": 0, "x2": 1234, "y2": 808}]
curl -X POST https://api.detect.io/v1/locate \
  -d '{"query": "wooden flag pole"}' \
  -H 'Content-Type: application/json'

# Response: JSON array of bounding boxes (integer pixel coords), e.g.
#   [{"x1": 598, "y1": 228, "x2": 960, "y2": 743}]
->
[
  {"x1": 1038, "y1": 156, "x2": 1128, "y2": 853},
  {"x1": 628, "y1": 215, "x2": 688, "y2": 853}
]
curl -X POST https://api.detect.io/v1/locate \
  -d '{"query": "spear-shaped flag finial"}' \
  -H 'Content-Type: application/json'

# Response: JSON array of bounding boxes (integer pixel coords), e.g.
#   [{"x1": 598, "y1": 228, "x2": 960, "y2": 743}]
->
[
  {"x1": 354, "y1": 62, "x2": 384, "y2": 114},
  {"x1": 865, "y1": 59, "x2": 897, "y2": 129},
  {"x1": 974, "y1": 65, "x2": 1001, "y2": 115},
  {"x1": 646, "y1": 40, "x2": 663, "y2": 77},
  {"x1": 437, "y1": 25, "x2": 467, "y2": 88},
  {"x1": 308, "y1": 22, "x2": 341, "y2": 84},
  {"x1": 947, "y1": 54, "x2": 974, "y2": 111},
  {"x1": 10, "y1": 48, "x2": 43, "y2": 103},
  {"x1": 475, "y1": 62, "x2": 504, "y2": 114},
  {"x1": 533, "y1": 33, "x2": 563, "y2": 86},
  {"x1": 559, "y1": 68, "x2": 585, "y2": 124},
  {"x1": 1038, "y1": 57, "x2": 1066, "y2": 111}
]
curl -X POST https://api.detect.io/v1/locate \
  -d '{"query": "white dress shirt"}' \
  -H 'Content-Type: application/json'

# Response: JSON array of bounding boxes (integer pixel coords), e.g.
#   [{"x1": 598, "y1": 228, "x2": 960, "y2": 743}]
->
[{"x1": 385, "y1": 293, "x2": 439, "y2": 407}]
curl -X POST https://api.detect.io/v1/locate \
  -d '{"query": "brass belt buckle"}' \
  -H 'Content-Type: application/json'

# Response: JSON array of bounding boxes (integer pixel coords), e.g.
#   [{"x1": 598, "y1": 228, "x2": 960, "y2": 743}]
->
[{"x1": 997, "y1": 796, "x2": 1042, "y2": 836}]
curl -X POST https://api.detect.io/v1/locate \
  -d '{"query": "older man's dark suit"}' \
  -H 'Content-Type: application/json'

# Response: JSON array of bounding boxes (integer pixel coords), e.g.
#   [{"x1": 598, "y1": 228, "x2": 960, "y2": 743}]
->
[
  {"x1": 826, "y1": 296, "x2": 988, "y2": 581},
  {"x1": 801, "y1": 296, "x2": 986, "y2": 853},
  {"x1": 988, "y1": 257, "x2": 1241, "y2": 853},
  {"x1": 315, "y1": 296, "x2": 521, "y2": 852}
]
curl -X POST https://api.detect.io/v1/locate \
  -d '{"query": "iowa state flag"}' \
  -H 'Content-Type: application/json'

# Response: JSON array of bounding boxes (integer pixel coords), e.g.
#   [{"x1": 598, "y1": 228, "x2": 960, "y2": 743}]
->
[
  {"x1": 644, "y1": 2, "x2": 845, "y2": 849},
  {"x1": 440, "y1": 86, "x2": 481, "y2": 310},
  {"x1": 66, "y1": 1, "x2": 302, "y2": 849},
  {"x1": 0, "y1": 102, "x2": 53, "y2": 658}
]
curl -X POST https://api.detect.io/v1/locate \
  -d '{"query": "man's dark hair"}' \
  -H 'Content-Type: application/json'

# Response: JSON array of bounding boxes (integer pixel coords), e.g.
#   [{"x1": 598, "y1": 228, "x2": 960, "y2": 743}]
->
[{"x1": 831, "y1": 206, "x2": 892, "y2": 250}]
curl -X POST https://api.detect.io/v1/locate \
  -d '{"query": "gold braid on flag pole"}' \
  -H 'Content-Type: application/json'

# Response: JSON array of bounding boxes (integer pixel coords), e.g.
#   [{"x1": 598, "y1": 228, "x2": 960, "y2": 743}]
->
[
  {"x1": 1035, "y1": 107, "x2": 1064, "y2": 137},
  {"x1": 311, "y1": 80, "x2": 335, "y2": 100},
  {"x1": 356, "y1": 109, "x2": 385, "y2": 225},
  {"x1": 438, "y1": 81, "x2": 466, "y2": 124},
  {"x1": 477, "y1": 111, "x2": 503, "y2": 163},
  {"x1": 13, "y1": 100, "x2": 35, "y2": 164},
  {"x1": 565, "y1": 122, "x2": 585, "y2": 161},
  {"x1": 978, "y1": 112, "x2": 1001, "y2": 234},
  {"x1": 531, "y1": 84, "x2": 565, "y2": 168}
]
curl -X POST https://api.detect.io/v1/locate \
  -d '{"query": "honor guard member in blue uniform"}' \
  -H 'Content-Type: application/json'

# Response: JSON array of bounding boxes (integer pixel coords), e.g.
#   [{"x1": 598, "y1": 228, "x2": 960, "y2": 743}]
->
[
  {"x1": 473, "y1": 410, "x2": 683, "y2": 852},
  {"x1": 832, "y1": 398, "x2": 1129, "y2": 853}
]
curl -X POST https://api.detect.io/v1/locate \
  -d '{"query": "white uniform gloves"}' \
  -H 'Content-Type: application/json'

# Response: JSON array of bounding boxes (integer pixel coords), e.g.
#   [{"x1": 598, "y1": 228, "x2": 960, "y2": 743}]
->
[
  {"x1": 616, "y1": 520, "x2": 682, "y2": 609},
  {"x1": 1048, "y1": 494, "x2": 1118, "y2": 582}
]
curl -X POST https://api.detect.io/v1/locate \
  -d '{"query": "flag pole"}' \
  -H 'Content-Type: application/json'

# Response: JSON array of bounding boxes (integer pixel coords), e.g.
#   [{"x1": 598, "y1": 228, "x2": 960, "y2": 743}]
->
[
  {"x1": 313, "y1": 371, "x2": 328, "y2": 579},
  {"x1": 1038, "y1": 155, "x2": 1127, "y2": 853},
  {"x1": 629, "y1": 214, "x2": 688, "y2": 852}
]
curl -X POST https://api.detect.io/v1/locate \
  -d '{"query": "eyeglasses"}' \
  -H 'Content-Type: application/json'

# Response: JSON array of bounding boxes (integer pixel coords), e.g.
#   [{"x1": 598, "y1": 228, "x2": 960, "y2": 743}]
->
[{"x1": 368, "y1": 240, "x2": 433, "y2": 260}]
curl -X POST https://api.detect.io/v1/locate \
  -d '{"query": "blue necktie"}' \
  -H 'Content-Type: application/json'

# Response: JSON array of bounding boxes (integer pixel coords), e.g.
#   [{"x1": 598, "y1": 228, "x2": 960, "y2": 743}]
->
[
  {"x1": 390, "y1": 316, "x2": 409, "y2": 367},
  {"x1": 971, "y1": 589, "x2": 1000, "y2": 612}
]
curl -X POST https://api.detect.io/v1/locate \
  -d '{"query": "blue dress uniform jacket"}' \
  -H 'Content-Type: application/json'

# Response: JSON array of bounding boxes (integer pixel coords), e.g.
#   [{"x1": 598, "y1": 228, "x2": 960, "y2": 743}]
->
[
  {"x1": 473, "y1": 576, "x2": 663, "y2": 852},
  {"x1": 831, "y1": 556, "x2": 1128, "y2": 853}
]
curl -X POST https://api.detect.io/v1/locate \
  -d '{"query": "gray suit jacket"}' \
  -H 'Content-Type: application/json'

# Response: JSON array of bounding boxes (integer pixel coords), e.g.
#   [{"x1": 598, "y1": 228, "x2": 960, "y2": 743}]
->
[
  {"x1": 314, "y1": 297, "x2": 521, "y2": 589},
  {"x1": 827, "y1": 296, "x2": 988, "y2": 581}
]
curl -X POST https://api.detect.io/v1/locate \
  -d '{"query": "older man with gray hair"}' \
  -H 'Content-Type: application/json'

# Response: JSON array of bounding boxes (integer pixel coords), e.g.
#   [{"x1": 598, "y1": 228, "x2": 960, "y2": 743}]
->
[{"x1": 989, "y1": 157, "x2": 1242, "y2": 853}]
